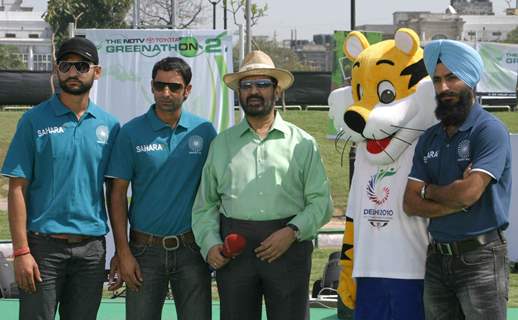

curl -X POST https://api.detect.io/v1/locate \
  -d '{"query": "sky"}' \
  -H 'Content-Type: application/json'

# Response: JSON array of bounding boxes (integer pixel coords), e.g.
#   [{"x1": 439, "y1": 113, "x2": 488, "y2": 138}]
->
[
  {"x1": 23, "y1": 0, "x2": 510, "y2": 41},
  {"x1": 247, "y1": 0, "x2": 509, "y2": 40}
]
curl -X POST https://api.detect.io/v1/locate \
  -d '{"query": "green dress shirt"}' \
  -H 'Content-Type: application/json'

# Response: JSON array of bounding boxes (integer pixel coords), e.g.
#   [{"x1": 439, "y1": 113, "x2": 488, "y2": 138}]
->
[{"x1": 192, "y1": 113, "x2": 333, "y2": 259}]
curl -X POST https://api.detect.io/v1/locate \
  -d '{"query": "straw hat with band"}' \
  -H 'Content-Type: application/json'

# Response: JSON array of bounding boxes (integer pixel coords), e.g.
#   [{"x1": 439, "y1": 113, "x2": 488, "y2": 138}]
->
[{"x1": 223, "y1": 50, "x2": 294, "y2": 92}]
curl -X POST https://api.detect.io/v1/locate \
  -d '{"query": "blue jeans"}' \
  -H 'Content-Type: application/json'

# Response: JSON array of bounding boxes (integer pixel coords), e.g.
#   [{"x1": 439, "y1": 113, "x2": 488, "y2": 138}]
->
[
  {"x1": 20, "y1": 233, "x2": 106, "y2": 320},
  {"x1": 424, "y1": 239, "x2": 509, "y2": 320},
  {"x1": 125, "y1": 240, "x2": 212, "y2": 320}
]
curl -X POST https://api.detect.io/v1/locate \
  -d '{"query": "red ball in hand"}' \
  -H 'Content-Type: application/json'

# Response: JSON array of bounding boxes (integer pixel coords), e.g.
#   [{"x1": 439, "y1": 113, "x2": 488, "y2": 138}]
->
[{"x1": 222, "y1": 233, "x2": 247, "y2": 258}]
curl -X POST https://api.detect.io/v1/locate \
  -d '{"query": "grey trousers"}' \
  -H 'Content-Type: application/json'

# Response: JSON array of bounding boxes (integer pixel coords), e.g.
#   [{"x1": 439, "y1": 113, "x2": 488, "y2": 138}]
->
[
  {"x1": 217, "y1": 215, "x2": 312, "y2": 320},
  {"x1": 20, "y1": 233, "x2": 106, "y2": 320}
]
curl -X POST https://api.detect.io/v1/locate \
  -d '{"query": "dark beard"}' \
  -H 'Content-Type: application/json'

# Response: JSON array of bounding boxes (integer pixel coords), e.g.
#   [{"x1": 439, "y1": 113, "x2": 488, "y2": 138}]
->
[
  {"x1": 434, "y1": 88, "x2": 473, "y2": 127},
  {"x1": 239, "y1": 94, "x2": 275, "y2": 117},
  {"x1": 59, "y1": 77, "x2": 94, "y2": 96}
]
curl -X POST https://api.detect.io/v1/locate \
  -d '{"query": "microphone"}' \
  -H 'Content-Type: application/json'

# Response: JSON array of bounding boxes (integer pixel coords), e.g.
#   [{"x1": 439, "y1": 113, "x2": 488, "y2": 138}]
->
[{"x1": 221, "y1": 233, "x2": 247, "y2": 258}]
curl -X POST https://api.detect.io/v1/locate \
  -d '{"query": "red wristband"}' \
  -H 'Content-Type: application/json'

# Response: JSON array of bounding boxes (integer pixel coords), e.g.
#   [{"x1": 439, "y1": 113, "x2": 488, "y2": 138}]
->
[{"x1": 13, "y1": 246, "x2": 30, "y2": 257}]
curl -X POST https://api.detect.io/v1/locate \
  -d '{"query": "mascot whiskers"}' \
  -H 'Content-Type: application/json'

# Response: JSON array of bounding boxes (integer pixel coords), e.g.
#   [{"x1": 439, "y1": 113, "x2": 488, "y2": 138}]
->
[{"x1": 328, "y1": 28, "x2": 438, "y2": 320}]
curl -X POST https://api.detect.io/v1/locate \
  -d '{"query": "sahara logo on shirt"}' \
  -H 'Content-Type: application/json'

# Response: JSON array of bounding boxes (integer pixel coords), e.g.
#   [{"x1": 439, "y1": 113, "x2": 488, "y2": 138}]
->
[
  {"x1": 37, "y1": 126, "x2": 65, "y2": 138},
  {"x1": 188, "y1": 135, "x2": 203, "y2": 154},
  {"x1": 364, "y1": 167, "x2": 397, "y2": 229},
  {"x1": 423, "y1": 150, "x2": 439, "y2": 164},
  {"x1": 457, "y1": 139, "x2": 470, "y2": 161},
  {"x1": 96, "y1": 125, "x2": 109, "y2": 144},
  {"x1": 136, "y1": 143, "x2": 165, "y2": 153}
]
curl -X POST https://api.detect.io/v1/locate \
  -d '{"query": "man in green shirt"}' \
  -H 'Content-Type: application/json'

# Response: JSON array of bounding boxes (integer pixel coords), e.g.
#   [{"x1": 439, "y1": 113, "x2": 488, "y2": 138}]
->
[{"x1": 192, "y1": 50, "x2": 333, "y2": 320}]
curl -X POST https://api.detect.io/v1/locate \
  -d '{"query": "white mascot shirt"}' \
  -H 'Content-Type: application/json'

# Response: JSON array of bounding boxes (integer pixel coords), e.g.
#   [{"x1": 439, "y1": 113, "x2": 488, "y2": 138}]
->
[{"x1": 348, "y1": 141, "x2": 429, "y2": 279}]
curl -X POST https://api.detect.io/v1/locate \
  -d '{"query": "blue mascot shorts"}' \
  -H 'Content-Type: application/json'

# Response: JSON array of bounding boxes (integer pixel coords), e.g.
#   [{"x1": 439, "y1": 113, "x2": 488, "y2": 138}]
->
[{"x1": 355, "y1": 277, "x2": 424, "y2": 320}]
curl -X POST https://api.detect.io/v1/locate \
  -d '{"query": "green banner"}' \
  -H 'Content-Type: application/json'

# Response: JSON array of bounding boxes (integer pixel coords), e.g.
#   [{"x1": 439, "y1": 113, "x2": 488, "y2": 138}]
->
[
  {"x1": 477, "y1": 42, "x2": 518, "y2": 94},
  {"x1": 80, "y1": 29, "x2": 234, "y2": 131}
]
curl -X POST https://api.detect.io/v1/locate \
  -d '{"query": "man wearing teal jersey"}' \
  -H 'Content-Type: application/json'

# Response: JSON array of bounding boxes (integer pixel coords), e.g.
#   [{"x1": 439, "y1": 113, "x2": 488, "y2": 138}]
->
[
  {"x1": 192, "y1": 50, "x2": 333, "y2": 320},
  {"x1": 1, "y1": 37, "x2": 120, "y2": 320},
  {"x1": 107, "y1": 57, "x2": 216, "y2": 320}
]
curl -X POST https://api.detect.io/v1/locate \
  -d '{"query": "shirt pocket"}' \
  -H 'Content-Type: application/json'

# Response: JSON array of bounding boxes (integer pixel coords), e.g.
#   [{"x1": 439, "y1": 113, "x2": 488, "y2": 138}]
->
[{"x1": 50, "y1": 134, "x2": 72, "y2": 159}]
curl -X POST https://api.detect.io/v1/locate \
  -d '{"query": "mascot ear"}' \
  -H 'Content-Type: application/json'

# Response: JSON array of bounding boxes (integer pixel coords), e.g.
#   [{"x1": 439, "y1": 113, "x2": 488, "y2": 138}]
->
[
  {"x1": 394, "y1": 28, "x2": 420, "y2": 56},
  {"x1": 344, "y1": 31, "x2": 369, "y2": 61}
]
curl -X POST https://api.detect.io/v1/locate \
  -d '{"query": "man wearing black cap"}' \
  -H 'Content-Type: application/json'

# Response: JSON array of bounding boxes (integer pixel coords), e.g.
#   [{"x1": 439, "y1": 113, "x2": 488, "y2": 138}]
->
[{"x1": 1, "y1": 37, "x2": 120, "y2": 320}]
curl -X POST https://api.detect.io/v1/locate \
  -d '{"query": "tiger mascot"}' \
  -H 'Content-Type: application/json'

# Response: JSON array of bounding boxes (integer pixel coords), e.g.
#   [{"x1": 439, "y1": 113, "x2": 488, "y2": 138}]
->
[{"x1": 328, "y1": 28, "x2": 438, "y2": 320}]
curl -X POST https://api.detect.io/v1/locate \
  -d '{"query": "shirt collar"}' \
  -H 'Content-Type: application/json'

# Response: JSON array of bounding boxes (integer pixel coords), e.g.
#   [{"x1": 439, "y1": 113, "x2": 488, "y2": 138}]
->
[
  {"x1": 237, "y1": 112, "x2": 290, "y2": 137},
  {"x1": 146, "y1": 104, "x2": 189, "y2": 132},
  {"x1": 458, "y1": 103, "x2": 482, "y2": 132},
  {"x1": 50, "y1": 94, "x2": 100, "y2": 118}
]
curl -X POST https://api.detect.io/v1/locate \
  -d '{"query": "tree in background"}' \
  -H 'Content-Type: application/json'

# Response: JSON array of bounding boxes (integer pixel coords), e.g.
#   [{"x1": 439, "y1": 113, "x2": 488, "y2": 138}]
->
[
  {"x1": 138, "y1": 0, "x2": 205, "y2": 28},
  {"x1": 227, "y1": 0, "x2": 267, "y2": 27},
  {"x1": 136, "y1": 0, "x2": 266, "y2": 30},
  {"x1": 504, "y1": 26, "x2": 518, "y2": 44},
  {"x1": 44, "y1": 0, "x2": 132, "y2": 47},
  {"x1": 0, "y1": 45, "x2": 26, "y2": 70},
  {"x1": 233, "y1": 38, "x2": 310, "y2": 72}
]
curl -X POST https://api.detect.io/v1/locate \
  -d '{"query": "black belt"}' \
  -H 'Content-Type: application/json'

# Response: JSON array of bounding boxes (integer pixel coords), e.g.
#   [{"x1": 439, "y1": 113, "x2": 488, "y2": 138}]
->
[
  {"x1": 29, "y1": 231, "x2": 102, "y2": 244},
  {"x1": 429, "y1": 229, "x2": 504, "y2": 256},
  {"x1": 130, "y1": 229, "x2": 195, "y2": 251}
]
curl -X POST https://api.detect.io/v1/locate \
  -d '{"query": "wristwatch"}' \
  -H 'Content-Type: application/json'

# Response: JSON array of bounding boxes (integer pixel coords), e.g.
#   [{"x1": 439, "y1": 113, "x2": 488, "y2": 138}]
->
[{"x1": 286, "y1": 223, "x2": 300, "y2": 240}]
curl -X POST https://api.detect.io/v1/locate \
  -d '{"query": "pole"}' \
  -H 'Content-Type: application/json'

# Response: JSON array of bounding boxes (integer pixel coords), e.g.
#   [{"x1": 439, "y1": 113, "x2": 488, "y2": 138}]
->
[
  {"x1": 239, "y1": 24, "x2": 245, "y2": 64},
  {"x1": 171, "y1": 0, "x2": 176, "y2": 28},
  {"x1": 68, "y1": 22, "x2": 75, "y2": 38},
  {"x1": 212, "y1": 2, "x2": 216, "y2": 29},
  {"x1": 223, "y1": 0, "x2": 227, "y2": 30},
  {"x1": 134, "y1": 0, "x2": 140, "y2": 29},
  {"x1": 133, "y1": 0, "x2": 137, "y2": 28},
  {"x1": 351, "y1": 0, "x2": 355, "y2": 30},
  {"x1": 245, "y1": 0, "x2": 251, "y2": 55},
  {"x1": 348, "y1": 0, "x2": 356, "y2": 188},
  {"x1": 239, "y1": 23, "x2": 245, "y2": 120}
]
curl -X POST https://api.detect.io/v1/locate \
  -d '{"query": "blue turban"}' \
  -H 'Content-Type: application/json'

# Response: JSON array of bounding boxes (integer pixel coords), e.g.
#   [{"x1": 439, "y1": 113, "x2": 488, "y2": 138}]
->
[{"x1": 423, "y1": 40, "x2": 484, "y2": 88}]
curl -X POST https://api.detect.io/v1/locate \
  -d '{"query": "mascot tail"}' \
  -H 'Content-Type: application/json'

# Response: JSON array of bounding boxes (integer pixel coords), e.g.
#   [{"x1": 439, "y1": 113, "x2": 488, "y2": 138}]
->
[{"x1": 338, "y1": 216, "x2": 356, "y2": 309}]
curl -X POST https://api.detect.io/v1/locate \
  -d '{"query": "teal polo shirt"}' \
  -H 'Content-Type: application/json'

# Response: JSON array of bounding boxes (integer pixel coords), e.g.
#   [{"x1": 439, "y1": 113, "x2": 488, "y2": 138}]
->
[
  {"x1": 106, "y1": 105, "x2": 217, "y2": 236},
  {"x1": 1, "y1": 94, "x2": 120, "y2": 236}
]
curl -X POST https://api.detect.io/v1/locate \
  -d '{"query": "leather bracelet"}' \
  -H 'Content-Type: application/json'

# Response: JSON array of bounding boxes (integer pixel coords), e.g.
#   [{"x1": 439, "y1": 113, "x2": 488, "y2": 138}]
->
[
  {"x1": 13, "y1": 246, "x2": 30, "y2": 257},
  {"x1": 420, "y1": 184, "x2": 428, "y2": 200}
]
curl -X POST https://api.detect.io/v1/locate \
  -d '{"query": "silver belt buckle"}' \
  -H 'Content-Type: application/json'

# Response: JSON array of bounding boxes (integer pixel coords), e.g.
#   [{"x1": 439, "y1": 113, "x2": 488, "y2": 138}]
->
[{"x1": 162, "y1": 235, "x2": 180, "y2": 251}]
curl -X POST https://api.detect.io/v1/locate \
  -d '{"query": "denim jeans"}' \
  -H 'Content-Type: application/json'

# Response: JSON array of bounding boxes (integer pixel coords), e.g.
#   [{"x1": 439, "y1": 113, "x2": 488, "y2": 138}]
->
[
  {"x1": 424, "y1": 239, "x2": 509, "y2": 320},
  {"x1": 20, "y1": 233, "x2": 106, "y2": 320},
  {"x1": 125, "y1": 240, "x2": 212, "y2": 320}
]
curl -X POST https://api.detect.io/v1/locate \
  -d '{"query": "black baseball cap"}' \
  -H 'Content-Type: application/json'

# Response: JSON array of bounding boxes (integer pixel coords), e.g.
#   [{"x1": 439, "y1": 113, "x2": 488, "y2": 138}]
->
[{"x1": 56, "y1": 37, "x2": 99, "y2": 64}]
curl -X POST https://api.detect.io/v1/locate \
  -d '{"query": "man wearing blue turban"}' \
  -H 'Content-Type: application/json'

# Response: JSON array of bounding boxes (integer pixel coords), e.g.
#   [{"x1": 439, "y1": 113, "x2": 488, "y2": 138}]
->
[{"x1": 404, "y1": 39, "x2": 512, "y2": 320}]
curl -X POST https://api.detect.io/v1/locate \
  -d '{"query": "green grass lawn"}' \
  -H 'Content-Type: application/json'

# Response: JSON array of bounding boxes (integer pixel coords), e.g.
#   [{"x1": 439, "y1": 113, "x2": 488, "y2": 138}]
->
[
  {"x1": 1, "y1": 110, "x2": 518, "y2": 213},
  {"x1": 1, "y1": 110, "x2": 518, "y2": 304},
  {"x1": 0, "y1": 210, "x2": 8, "y2": 239}
]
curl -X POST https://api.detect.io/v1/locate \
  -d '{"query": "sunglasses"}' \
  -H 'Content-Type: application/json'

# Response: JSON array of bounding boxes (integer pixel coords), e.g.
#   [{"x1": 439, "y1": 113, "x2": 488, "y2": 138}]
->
[
  {"x1": 239, "y1": 79, "x2": 275, "y2": 91},
  {"x1": 152, "y1": 81, "x2": 184, "y2": 92},
  {"x1": 57, "y1": 61, "x2": 96, "y2": 74}
]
